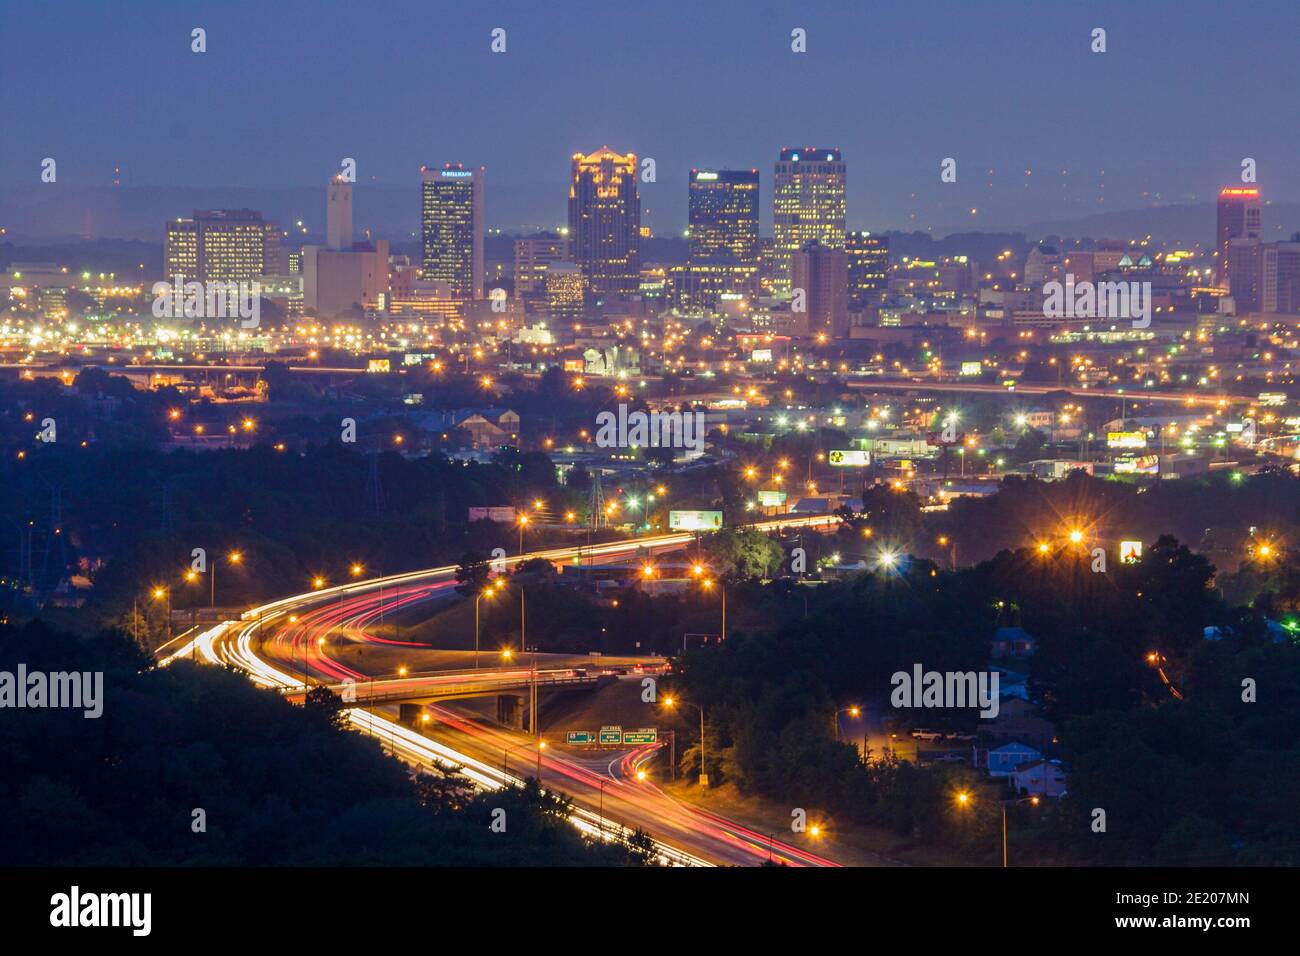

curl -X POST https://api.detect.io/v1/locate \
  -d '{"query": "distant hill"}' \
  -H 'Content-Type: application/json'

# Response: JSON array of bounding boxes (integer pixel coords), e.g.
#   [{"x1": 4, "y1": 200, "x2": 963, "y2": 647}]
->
[{"x1": 1005, "y1": 202, "x2": 1300, "y2": 249}]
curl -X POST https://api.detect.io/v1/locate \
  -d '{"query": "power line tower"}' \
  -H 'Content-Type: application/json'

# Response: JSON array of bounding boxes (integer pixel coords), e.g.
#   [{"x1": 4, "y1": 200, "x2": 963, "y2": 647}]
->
[
  {"x1": 363, "y1": 449, "x2": 386, "y2": 516},
  {"x1": 39, "y1": 485, "x2": 68, "y2": 591},
  {"x1": 589, "y1": 470, "x2": 605, "y2": 530}
]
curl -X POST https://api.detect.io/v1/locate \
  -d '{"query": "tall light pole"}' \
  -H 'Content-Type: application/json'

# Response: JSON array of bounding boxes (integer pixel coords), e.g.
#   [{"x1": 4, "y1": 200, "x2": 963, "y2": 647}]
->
[
  {"x1": 832, "y1": 704, "x2": 861, "y2": 742},
  {"x1": 152, "y1": 586, "x2": 170, "y2": 643},
  {"x1": 474, "y1": 581, "x2": 499, "y2": 669},
  {"x1": 212, "y1": 549, "x2": 242, "y2": 608},
  {"x1": 517, "y1": 513, "x2": 529, "y2": 555},
  {"x1": 664, "y1": 696, "x2": 707, "y2": 787}
]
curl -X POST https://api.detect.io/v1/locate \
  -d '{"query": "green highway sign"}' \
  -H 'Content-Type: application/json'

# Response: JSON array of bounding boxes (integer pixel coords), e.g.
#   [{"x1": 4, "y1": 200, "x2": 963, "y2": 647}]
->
[
  {"x1": 622, "y1": 729, "x2": 657, "y2": 745},
  {"x1": 599, "y1": 726, "x2": 623, "y2": 745},
  {"x1": 566, "y1": 731, "x2": 595, "y2": 745}
]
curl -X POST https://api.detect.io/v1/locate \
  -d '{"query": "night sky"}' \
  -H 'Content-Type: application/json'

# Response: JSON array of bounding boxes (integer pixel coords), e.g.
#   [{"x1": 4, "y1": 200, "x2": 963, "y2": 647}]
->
[{"x1": 3, "y1": 0, "x2": 1298, "y2": 233}]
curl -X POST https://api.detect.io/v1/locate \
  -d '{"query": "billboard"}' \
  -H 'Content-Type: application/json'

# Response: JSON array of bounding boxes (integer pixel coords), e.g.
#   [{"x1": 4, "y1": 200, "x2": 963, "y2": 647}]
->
[
  {"x1": 1113, "y1": 455, "x2": 1159, "y2": 475},
  {"x1": 366, "y1": 358, "x2": 391, "y2": 373},
  {"x1": 750, "y1": 348, "x2": 774, "y2": 363},
  {"x1": 828, "y1": 449, "x2": 871, "y2": 467},
  {"x1": 960, "y1": 361, "x2": 983, "y2": 376},
  {"x1": 468, "y1": 506, "x2": 517, "y2": 523},
  {"x1": 1119, "y1": 541, "x2": 1143, "y2": 563},
  {"x1": 1107, "y1": 431, "x2": 1147, "y2": 449},
  {"x1": 757, "y1": 489, "x2": 788, "y2": 507},
  {"x1": 669, "y1": 510, "x2": 723, "y2": 531}
]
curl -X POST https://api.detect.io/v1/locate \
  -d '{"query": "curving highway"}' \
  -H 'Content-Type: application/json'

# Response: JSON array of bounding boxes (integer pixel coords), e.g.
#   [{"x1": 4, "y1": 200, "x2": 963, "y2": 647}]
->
[{"x1": 162, "y1": 518, "x2": 846, "y2": 867}]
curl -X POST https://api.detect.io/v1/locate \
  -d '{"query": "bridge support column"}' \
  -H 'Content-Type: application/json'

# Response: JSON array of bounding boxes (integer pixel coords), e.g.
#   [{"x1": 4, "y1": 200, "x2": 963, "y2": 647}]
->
[
  {"x1": 497, "y1": 694, "x2": 525, "y2": 729},
  {"x1": 399, "y1": 703, "x2": 426, "y2": 727}
]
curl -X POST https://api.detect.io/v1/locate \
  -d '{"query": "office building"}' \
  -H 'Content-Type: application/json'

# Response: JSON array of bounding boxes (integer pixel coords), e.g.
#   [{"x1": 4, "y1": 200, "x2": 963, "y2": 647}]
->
[
  {"x1": 846, "y1": 231, "x2": 889, "y2": 307},
  {"x1": 421, "y1": 163, "x2": 485, "y2": 302},
  {"x1": 1217, "y1": 187, "x2": 1262, "y2": 286},
  {"x1": 164, "y1": 209, "x2": 281, "y2": 283},
  {"x1": 791, "y1": 240, "x2": 848, "y2": 338},
  {"x1": 568, "y1": 146, "x2": 640, "y2": 298},
  {"x1": 688, "y1": 169, "x2": 759, "y2": 264},
  {"x1": 772, "y1": 147, "x2": 846, "y2": 291},
  {"x1": 544, "y1": 261, "x2": 586, "y2": 321},
  {"x1": 514, "y1": 232, "x2": 571, "y2": 299},
  {"x1": 1263, "y1": 237, "x2": 1300, "y2": 314}
]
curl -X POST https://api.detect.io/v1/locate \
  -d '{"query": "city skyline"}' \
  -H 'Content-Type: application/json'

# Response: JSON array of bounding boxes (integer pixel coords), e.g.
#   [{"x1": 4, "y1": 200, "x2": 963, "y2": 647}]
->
[{"x1": 4, "y1": 1, "x2": 1300, "y2": 238}]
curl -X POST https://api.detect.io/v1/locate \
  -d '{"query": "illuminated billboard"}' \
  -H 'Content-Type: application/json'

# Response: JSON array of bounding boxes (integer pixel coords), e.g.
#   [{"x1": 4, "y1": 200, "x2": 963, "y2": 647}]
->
[
  {"x1": 757, "y1": 489, "x2": 787, "y2": 507},
  {"x1": 1107, "y1": 431, "x2": 1147, "y2": 449},
  {"x1": 828, "y1": 449, "x2": 871, "y2": 467},
  {"x1": 1119, "y1": 541, "x2": 1143, "y2": 563},
  {"x1": 1114, "y1": 455, "x2": 1159, "y2": 475},
  {"x1": 960, "y1": 361, "x2": 982, "y2": 376},
  {"x1": 668, "y1": 510, "x2": 723, "y2": 531}
]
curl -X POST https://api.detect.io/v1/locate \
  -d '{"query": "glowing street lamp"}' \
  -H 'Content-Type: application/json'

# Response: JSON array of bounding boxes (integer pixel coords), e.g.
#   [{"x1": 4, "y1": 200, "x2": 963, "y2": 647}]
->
[{"x1": 663, "y1": 695, "x2": 709, "y2": 787}]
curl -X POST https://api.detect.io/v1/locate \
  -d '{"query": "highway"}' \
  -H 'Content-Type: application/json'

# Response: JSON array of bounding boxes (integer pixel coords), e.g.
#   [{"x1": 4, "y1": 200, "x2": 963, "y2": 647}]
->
[
  {"x1": 846, "y1": 377, "x2": 1251, "y2": 406},
  {"x1": 162, "y1": 517, "x2": 846, "y2": 867}
]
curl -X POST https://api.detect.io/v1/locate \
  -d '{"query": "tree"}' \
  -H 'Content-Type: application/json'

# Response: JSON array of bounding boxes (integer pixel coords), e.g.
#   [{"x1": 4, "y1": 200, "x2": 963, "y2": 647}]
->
[
  {"x1": 704, "y1": 527, "x2": 784, "y2": 581},
  {"x1": 455, "y1": 550, "x2": 492, "y2": 596},
  {"x1": 304, "y1": 686, "x2": 348, "y2": 731}
]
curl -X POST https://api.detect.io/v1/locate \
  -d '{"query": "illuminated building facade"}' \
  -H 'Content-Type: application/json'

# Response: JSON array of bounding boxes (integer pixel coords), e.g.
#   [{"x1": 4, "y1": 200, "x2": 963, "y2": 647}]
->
[
  {"x1": 846, "y1": 231, "x2": 889, "y2": 307},
  {"x1": 1216, "y1": 187, "x2": 1261, "y2": 286},
  {"x1": 772, "y1": 147, "x2": 845, "y2": 292},
  {"x1": 568, "y1": 147, "x2": 640, "y2": 298},
  {"x1": 514, "y1": 232, "x2": 571, "y2": 299},
  {"x1": 164, "y1": 209, "x2": 280, "y2": 283},
  {"x1": 544, "y1": 261, "x2": 586, "y2": 321},
  {"x1": 688, "y1": 169, "x2": 759, "y2": 264},
  {"x1": 421, "y1": 164, "x2": 485, "y2": 303}
]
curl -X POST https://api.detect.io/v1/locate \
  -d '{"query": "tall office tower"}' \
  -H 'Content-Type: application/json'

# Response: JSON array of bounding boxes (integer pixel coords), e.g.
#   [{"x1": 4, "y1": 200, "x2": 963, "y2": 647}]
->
[
  {"x1": 421, "y1": 163, "x2": 485, "y2": 302},
  {"x1": 1227, "y1": 238, "x2": 1264, "y2": 312},
  {"x1": 1217, "y1": 187, "x2": 1262, "y2": 286},
  {"x1": 514, "y1": 232, "x2": 571, "y2": 299},
  {"x1": 772, "y1": 147, "x2": 846, "y2": 292},
  {"x1": 164, "y1": 209, "x2": 280, "y2": 283},
  {"x1": 846, "y1": 231, "x2": 889, "y2": 306},
  {"x1": 688, "y1": 169, "x2": 759, "y2": 264},
  {"x1": 791, "y1": 240, "x2": 848, "y2": 338},
  {"x1": 1263, "y1": 237, "x2": 1300, "y2": 314},
  {"x1": 327, "y1": 178, "x2": 353, "y2": 251},
  {"x1": 568, "y1": 146, "x2": 640, "y2": 298}
]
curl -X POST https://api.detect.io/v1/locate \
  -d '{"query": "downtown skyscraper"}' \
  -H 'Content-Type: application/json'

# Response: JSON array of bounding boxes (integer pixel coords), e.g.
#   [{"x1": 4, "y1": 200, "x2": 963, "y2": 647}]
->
[
  {"x1": 568, "y1": 146, "x2": 640, "y2": 299},
  {"x1": 421, "y1": 164, "x2": 485, "y2": 302},
  {"x1": 1216, "y1": 186, "x2": 1262, "y2": 288},
  {"x1": 688, "y1": 169, "x2": 759, "y2": 265},
  {"x1": 772, "y1": 147, "x2": 846, "y2": 292},
  {"x1": 846, "y1": 230, "x2": 889, "y2": 308}
]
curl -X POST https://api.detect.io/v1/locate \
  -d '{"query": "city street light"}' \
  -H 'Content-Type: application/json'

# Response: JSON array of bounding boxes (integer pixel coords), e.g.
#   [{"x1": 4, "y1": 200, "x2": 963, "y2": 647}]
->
[
  {"x1": 208, "y1": 549, "x2": 243, "y2": 608},
  {"x1": 517, "y1": 513, "x2": 530, "y2": 555},
  {"x1": 474, "y1": 584, "x2": 498, "y2": 669},
  {"x1": 832, "y1": 704, "x2": 861, "y2": 742},
  {"x1": 700, "y1": 576, "x2": 726, "y2": 641},
  {"x1": 152, "y1": 586, "x2": 171, "y2": 642},
  {"x1": 663, "y1": 695, "x2": 708, "y2": 787}
]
